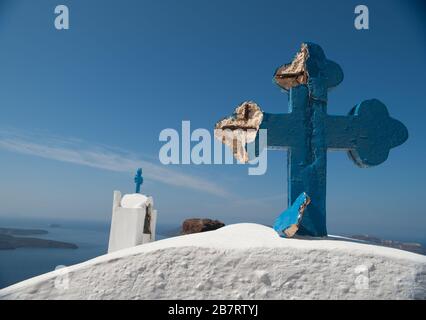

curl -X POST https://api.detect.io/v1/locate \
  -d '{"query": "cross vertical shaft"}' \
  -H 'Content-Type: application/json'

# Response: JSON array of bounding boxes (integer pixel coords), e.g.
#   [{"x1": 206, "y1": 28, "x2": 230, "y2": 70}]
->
[{"x1": 286, "y1": 86, "x2": 328, "y2": 236}]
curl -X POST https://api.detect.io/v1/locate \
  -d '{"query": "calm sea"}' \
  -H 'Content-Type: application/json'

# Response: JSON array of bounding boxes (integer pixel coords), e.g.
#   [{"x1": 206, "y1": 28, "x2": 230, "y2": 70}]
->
[{"x1": 0, "y1": 216, "x2": 176, "y2": 289}]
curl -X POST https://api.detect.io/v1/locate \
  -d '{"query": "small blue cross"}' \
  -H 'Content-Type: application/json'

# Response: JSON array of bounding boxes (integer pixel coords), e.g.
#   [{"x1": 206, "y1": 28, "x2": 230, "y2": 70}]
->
[
  {"x1": 251, "y1": 43, "x2": 408, "y2": 237},
  {"x1": 134, "y1": 168, "x2": 143, "y2": 193}
]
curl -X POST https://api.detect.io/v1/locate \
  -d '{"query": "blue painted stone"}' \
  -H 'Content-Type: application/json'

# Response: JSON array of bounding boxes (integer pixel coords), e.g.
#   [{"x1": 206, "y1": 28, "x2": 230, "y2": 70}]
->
[
  {"x1": 274, "y1": 192, "x2": 311, "y2": 237},
  {"x1": 250, "y1": 43, "x2": 408, "y2": 237},
  {"x1": 134, "y1": 168, "x2": 144, "y2": 193}
]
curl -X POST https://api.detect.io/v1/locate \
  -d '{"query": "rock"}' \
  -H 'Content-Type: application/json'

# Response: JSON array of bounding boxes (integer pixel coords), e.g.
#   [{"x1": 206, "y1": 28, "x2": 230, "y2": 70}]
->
[{"x1": 181, "y1": 219, "x2": 225, "y2": 235}]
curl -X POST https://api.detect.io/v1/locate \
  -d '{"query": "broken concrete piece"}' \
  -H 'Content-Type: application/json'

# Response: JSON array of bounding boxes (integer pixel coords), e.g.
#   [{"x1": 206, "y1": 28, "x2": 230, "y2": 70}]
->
[
  {"x1": 273, "y1": 192, "x2": 311, "y2": 238},
  {"x1": 274, "y1": 43, "x2": 309, "y2": 91},
  {"x1": 214, "y1": 101, "x2": 263, "y2": 163},
  {"x1": 274, "y1": 42, "x2": 344, "y2": 93}
]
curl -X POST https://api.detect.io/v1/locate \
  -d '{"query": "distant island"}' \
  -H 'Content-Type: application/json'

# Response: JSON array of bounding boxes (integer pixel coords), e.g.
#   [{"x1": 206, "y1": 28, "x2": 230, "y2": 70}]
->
[
  {"x1": 0, "y1": 227, "x2": 48, "y2": 236},
  {"x1": 351, "y1": 234, "x2": 425, "y2": 255},
  {"x1": 0, "y1": 227, "x2": 78, "y2": 250}
]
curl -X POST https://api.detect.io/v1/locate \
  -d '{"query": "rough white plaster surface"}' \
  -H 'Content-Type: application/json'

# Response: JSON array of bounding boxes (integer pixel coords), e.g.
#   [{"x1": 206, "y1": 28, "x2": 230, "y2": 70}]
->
[{"x1": 1, "y1": 224, "x2": 424, "y2": 300}]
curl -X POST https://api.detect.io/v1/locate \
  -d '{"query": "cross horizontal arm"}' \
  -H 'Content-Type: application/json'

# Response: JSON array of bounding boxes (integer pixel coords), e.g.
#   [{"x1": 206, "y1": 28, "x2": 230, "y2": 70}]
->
[
  {"x1": 325, "y1": 115, "x2": 358, "y2": 150},
  {"x1": 260, "y1": 113, "x2": 299, "y2": 149},
  {"x1": 325, "y1": 99, "x2": 408, "y2": 167}
]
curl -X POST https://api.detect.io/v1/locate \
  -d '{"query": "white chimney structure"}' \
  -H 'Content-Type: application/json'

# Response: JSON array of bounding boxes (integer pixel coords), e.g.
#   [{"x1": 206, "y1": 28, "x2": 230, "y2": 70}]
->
[{"x1": 108, "y1": 191, "x2": 157, "y2": 253}]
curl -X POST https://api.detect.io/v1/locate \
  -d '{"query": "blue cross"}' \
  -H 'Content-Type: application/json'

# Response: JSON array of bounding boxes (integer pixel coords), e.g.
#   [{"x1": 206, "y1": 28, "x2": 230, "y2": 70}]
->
[
  {"x1": 134, "y1": 168, "x2": 144, "y2": 193},
  {"x1": 252, "y1": 43, "x2": 408, "y2": 237}
]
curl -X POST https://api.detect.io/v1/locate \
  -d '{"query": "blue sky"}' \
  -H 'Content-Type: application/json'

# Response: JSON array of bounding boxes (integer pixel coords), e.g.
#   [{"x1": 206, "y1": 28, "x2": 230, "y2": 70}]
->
[{"x1": 0, "y1": 0, "x2": 425, "y2": 241}]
